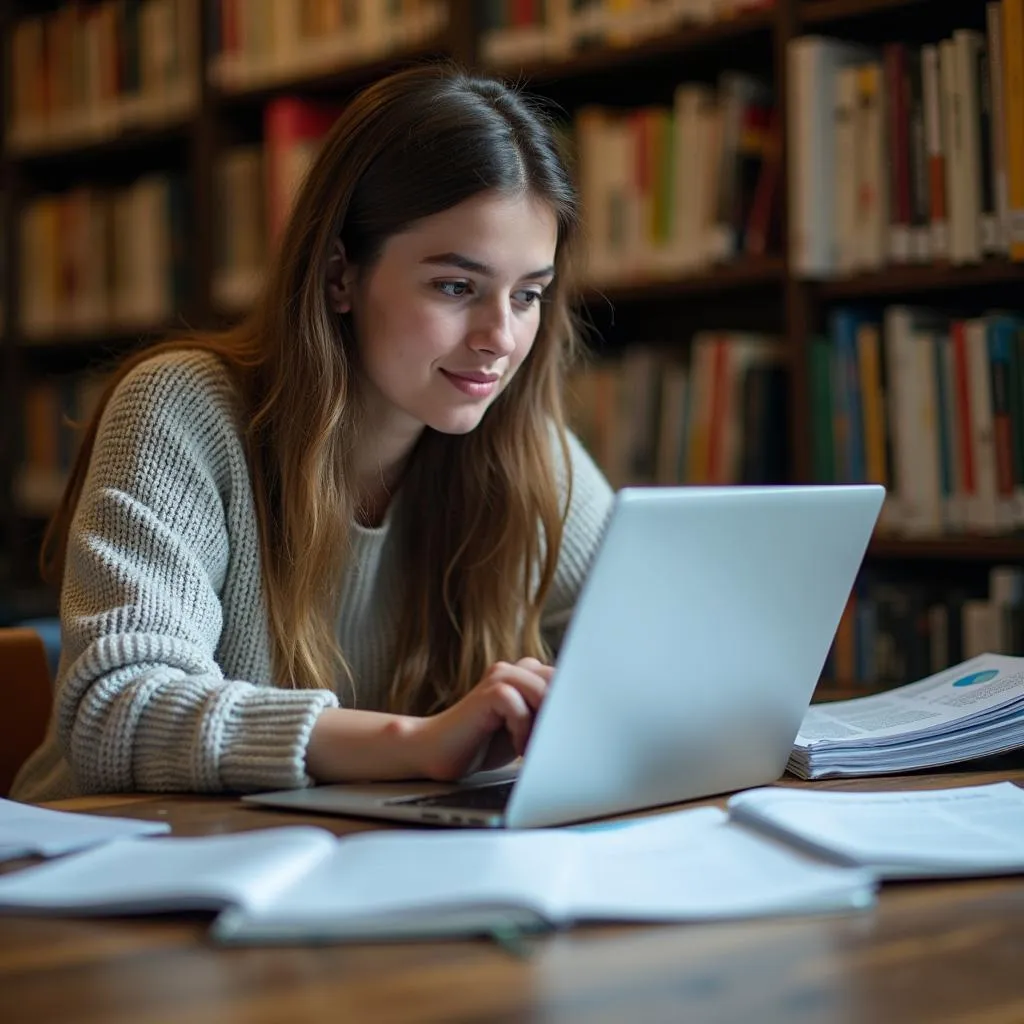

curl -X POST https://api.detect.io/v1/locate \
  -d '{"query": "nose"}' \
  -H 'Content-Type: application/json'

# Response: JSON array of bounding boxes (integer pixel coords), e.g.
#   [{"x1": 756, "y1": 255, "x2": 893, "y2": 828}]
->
[{"x1": 469, "y1": 296, "x2": 516, "y2": 357}]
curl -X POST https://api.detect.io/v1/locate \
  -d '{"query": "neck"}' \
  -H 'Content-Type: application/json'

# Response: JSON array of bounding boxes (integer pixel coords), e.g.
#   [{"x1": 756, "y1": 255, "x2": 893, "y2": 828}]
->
[{"x1": 352, "y1": 414, "x2": 423, "y2": 529}]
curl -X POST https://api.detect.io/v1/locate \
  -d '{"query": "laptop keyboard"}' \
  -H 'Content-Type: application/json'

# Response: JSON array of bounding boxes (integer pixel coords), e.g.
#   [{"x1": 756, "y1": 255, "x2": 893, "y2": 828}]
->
[{"x1": 390, "y1": 780, "x2": 515, "y2": 811}]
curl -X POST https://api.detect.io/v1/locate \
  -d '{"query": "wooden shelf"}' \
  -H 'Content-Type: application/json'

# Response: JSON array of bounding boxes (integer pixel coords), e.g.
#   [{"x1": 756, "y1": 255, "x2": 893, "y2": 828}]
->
[
  {"x1": 17, "y1": 326, "x2": 177, "y2": 371},
  {"x1": 210, "y1": 43, "x2": 450, "y2": 109},
  {"x1": 868, "y1": 535, "x2": 1024, "y2": 562},
  {"x1": 18, "y1": 324, "x2": 174, "y2": 348},
  {"x1": 508, "y1": 8, "x2": 774, "y2": 85},
  {"x1": 582, "y1": 256, "x2": 785, "y2": 305},
  {"x1": 5, "y1": 120, "x2": 192, "y2": 168},
  {"x1": 801, "y1": 0, "x2": 935, "y2": 24},
  {"x1": 812, "y1": 260, "x2": 1024, "y2": 301}
]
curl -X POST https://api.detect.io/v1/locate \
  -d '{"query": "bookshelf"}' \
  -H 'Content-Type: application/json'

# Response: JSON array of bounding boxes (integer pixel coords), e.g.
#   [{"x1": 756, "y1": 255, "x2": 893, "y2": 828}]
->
[
  {"x1": 503, "y1": 7, "x2": 776, "y2": 84},
  {"x1": 814, "y1": 259, "x2": 1024, "y2": 300},
  {"x1": 801, "y1": 0, "x2": 934, "y2": 25},
  {"x1": 0, "y1": 0, "x2": 474, "y2": 620},
  {"x1": 0, "y1": 0, "x2": 1021, "y2": 696},
  {"x1": 582, "y1": 255, "x2": 785, "y2": 305},
  {"x1": 868, "y1": 535, "x2": 1024, "y2": 563}
]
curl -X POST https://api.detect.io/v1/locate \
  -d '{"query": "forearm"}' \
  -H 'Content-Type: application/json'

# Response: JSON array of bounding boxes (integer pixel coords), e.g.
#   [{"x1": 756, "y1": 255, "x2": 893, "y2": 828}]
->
[
  {"x1": 62, "y1": 654, "x2": 339, "y2": 794},
  {"x1": 305, "y1": 707, "x2": 425, "y2": 782}
]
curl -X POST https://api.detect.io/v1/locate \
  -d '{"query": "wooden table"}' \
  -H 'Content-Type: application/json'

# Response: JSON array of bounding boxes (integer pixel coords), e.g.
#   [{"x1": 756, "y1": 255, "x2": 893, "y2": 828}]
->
[{"x1": 4, "y1": 764, "x2": 1024, "y2": 1024}]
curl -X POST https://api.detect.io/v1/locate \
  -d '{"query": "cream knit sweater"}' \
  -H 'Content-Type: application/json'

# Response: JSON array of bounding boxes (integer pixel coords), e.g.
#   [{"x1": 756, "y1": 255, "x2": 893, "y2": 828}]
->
[{"x1": 12, "y1": 350, "x2": 614, "y2": 802}]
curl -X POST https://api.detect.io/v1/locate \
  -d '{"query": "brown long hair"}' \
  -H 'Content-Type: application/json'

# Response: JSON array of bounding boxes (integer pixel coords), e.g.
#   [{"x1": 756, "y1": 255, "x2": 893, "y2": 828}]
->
[{"x1": 42, "y1": 63, "x2": 582, "y2": 714}]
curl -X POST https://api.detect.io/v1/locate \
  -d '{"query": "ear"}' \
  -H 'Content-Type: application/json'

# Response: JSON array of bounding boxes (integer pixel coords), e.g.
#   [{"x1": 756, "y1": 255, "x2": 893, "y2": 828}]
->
[{"x1": 326, "y1": 239, "x2": 357, "y2": 314}]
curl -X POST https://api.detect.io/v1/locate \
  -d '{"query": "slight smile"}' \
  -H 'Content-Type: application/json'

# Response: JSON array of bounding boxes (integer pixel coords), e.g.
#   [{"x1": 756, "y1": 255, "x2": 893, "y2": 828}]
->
[{"x1": 440, "y1": 369, "x2": 500, "y2": 398}]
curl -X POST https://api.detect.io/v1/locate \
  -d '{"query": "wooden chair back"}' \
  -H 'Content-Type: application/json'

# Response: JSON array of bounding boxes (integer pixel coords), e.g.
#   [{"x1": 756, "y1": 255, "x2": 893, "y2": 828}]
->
[{"x1": 0, "y1": 628, "x2": 54, "y2": 797}]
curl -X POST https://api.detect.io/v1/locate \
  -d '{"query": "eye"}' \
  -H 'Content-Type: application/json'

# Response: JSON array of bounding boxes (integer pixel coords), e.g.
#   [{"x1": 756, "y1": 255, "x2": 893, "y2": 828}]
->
[
  {"x1": 434, "y1": 280, "x2": 471, "y2": 298},
  {"x1": 512, "y1": 288, "x2": 545, "y2": 309}
]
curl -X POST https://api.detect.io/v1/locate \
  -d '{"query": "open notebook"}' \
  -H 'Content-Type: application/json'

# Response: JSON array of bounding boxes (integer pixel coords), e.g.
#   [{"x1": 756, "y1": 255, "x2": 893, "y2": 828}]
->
[{"x1": 0, "y1": 804, "x2": 876, "y2": 944}]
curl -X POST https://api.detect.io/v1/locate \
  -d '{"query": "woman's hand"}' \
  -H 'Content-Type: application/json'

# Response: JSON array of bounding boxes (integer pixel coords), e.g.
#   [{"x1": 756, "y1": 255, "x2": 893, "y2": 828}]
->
[
  {"x1": 304, "y1": 657, "x2": 554, "y2": 784},
  {"x1": 408, "y1": 657, "x2": 554, "y2": 782}
]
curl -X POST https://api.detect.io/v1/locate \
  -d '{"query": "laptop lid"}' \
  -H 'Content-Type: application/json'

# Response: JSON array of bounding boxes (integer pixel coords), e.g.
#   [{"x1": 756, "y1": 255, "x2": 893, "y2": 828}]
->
[{"x1": 503, "y1": 484, "x2": 884, "y2": 827}]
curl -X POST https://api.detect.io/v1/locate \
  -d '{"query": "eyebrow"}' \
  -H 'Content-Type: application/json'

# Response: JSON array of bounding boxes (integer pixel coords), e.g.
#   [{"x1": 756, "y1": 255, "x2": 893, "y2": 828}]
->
[{"x1": 421, "y1": 252, "x2": 555, "y2": 280}]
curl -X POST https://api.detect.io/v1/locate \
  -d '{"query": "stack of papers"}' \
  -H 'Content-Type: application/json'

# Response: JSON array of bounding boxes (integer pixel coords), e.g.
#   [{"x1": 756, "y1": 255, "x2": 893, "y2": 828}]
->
[
  {"x1": 790, "y1": 653, "x2": 1024, "y2": 780},
  {"x1": 0, "y1": 797, "x2": 171, "y2": 861}
]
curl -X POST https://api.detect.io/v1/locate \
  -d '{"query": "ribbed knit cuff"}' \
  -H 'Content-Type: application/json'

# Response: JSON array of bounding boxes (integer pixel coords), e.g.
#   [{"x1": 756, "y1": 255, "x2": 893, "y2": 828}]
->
[{"x1": 217, "y1": 687, "x2": 340, "y2": 792}]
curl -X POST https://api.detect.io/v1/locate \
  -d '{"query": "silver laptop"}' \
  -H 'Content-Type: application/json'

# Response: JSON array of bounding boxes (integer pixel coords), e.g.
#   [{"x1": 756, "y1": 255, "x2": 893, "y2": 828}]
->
[{"x1": 245, "y1": 484, "x2": 884, "y2": 829}]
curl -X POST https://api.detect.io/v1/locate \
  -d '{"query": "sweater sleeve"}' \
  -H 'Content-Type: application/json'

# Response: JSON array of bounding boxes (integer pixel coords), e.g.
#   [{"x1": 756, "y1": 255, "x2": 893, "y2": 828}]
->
[
  {"x1": 541, "y1": 430, "x2": 615, "y2": 651},
  {"x1": 56, "y1": 355, "x2": 338, "y2": 795}
]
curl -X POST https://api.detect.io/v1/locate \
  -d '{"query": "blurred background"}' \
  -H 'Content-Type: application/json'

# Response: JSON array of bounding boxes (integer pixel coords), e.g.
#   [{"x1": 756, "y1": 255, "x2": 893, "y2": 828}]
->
[{"x1": 0, "y1": 0, "x2": 1022, "y2": 697}]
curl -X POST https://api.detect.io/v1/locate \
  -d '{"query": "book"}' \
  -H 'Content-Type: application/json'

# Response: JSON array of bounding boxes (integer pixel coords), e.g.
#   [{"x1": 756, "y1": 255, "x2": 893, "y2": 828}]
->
[
  {"x1": 729, "y1": 781, "x2": 1024, "y2": 879},
  {"x1": 263, "y1": 97, "x2": 341, "y2": 245},
  {"x1": 791, "y1": 652, "x2": 1024, "y2": 779},
  {"x1": 0, "y1": 798, "x2": 170, "y2": 862},
  {"x1": 0, "y1": 807, "x2": 876, "y2": 945}
]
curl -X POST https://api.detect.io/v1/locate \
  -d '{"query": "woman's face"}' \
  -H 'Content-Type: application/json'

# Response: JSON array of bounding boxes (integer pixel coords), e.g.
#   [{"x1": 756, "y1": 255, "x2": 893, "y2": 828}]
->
[{"x1": 344, "y1": 190, "x2": 558, "y2": 444}]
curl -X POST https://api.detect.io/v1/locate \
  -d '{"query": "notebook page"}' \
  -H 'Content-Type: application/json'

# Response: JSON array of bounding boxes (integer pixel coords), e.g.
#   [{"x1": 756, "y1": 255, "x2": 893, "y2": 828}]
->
[
  {"x1": 0, "y1": 797, "x2": 171, "y2": 861},
  {"x1": 220, "y1": 810, "x2": 875, "y2": 942},
  {"x1": 728, "y1": 782, "x2": 1024, "y2": 877},
  {"x1": 0, "y1": 826, "x2": 336, "y2": 914},
  {"x1": 240, "y1": 830, "x2": 575, "y2": 931},
  {"x1": 554, "y1": 807, "x2": 876, "y2": 920}
]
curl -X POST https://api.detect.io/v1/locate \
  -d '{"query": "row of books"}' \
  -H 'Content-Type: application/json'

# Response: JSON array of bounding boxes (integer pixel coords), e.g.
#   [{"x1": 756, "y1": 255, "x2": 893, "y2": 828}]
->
[
  {"x1": 811, "y1": 306, "x2": 1024, "y2": 539},
  {"x1": 789, "y1": 2, "x2": 1024, "y2": 278},
  {"x1": 209, "y1": 77, "x2": 780, "y2": 308},
  {"x1": 826, "y1": 566, "x2": 1024, "y2": 690},
  {"x1": 577, "y1": 75, "x2": 778, "y2": 283},
  {"x1": 566, "y1": 332, "x2": 789, "y2": 490},
  {"x1": 6, "y1": 0, "x2": 199, "y2": 155},
  {"x1": 15, "y1": 374, "x2": 108, "y2": 517},
  {"x1": 19, "y1": 176, "x2": 191, "y2": 340},
  {"x1": 207, "y1": 0, "x2": 448, "y2": 93},
  {"x1": 575, "y1": 74, "x2": 778, "y2": 284},
  {"x1": 212, "y1": 97, "x2": 341, "y2": 310},
  {"x1": 213, "y1": 146, "x2": 268, "y2": 311},
  {"x1": 480, "y1": 0, "x2": 773, "y2": 66}
]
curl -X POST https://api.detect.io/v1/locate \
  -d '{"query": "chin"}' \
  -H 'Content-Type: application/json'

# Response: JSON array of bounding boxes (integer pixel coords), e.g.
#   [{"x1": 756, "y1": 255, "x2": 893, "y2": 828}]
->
[
  {"x1": 427, "y1": 413, "x2": 489, "y2": 436},
  {"x1": 423, "y1": 403, "x2": 493, "y2": 436}
]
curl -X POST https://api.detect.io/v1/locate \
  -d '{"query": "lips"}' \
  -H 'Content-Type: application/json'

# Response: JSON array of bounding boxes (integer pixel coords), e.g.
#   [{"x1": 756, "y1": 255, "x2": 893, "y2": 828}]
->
[
  {"x1": 440, "y1": 369, "x2": 501, "y2": 398},
  {"x1": 442, "y1": 370, "x2": 500, "y2": 384}
]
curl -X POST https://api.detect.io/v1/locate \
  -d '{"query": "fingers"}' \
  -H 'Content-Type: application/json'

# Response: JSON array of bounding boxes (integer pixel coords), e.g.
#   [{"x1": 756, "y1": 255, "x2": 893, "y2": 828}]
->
[
  {"x1": 477, "y1": 658, "x2": 553, "y2": 756},
  {"x1": 516, "y1": 657, "x2": 555, "y2": 683},
  {"x1": 487, "y1": 682, "x2": 533, "y2": 756},
  {"x1": 481, "y1": 663, "x2": 542, "y2": 706}
]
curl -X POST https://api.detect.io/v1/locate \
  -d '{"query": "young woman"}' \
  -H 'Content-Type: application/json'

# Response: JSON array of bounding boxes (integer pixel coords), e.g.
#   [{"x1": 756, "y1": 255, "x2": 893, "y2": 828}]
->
[{"x1": 12, "y1": 64, "x2": 614, "y2": 803}]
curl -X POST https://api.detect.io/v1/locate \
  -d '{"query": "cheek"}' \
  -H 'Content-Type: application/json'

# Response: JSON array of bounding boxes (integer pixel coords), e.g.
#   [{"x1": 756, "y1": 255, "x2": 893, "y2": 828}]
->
[
  {"x1": 511, "y1": 318, "x2": 542, "y2": 368},
  {"x1": 361, "y1": 295, "x2": 438, "y2": 371}
]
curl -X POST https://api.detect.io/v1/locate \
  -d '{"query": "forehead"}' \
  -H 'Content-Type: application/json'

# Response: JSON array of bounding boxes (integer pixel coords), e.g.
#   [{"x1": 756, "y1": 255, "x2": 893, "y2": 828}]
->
[{"x1": 384, "y1": 191, "x2": 559, "y2": 269}]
